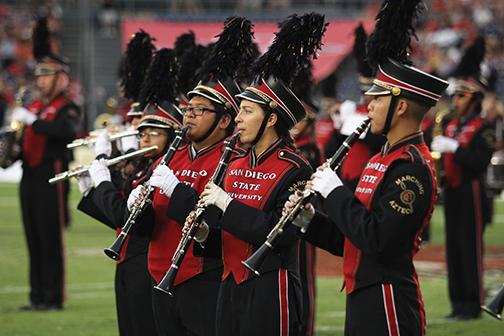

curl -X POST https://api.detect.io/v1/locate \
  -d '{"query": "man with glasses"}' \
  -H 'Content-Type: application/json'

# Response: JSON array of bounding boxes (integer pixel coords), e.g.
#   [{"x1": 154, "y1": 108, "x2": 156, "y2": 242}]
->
[{"x1": 431, "y1": 37, "x2": 495, "y2": 320}]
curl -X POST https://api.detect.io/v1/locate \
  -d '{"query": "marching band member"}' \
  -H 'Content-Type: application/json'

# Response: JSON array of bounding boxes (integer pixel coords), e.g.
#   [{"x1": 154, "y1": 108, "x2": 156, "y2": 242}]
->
[
  {"x1": 431, "y1": 36, "x2": 496, "y2": 320},
  {"x1": 13, "y1": 17, "x2": 81, "y2": 311},
  {"x1": 285, "y1": 1, "x2": 449, "y2": 334},
  {"x1": 197, "y1": 13, "x2": 326, "y2": 335}
]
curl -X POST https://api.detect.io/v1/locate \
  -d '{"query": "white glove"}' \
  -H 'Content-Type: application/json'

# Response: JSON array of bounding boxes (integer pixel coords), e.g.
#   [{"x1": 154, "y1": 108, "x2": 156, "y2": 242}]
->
[
  {"x1": 431, "y1": 136, "x2": 459, "y2": 153},
  {"x1": 11, "y1": 106, "x2": 37, "y2": 125},
  {"x1": 310, "y1": 165, "x2": 343, "y2": 198},
  {"x1": 93, "y1": 130, "x2": 112, "y2": 157},
  {"x1": 76, "y1": 173, "x2": 93, "y2": 196},
  {"x1": 201, "y1": 181, "x2": 232, "y2": 212},
  {"x1": 119, "y1": 130, "x2": 139, "y2": 153},
  {"x1": 88, "y1": 158, "x2": 111, "y2": 187},
  {"x1": 283, "y1": 192, "x2": 315, "y2": 232},
  {"x1": 149, "y1": 165, "x2": 179, "y2": 197},
  {"x1": 127, "y1": 184, "x2": 146, "y2": 211}
]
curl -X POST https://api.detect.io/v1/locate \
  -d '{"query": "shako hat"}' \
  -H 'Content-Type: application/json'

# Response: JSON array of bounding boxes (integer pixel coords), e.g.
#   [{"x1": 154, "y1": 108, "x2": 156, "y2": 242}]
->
[
  {"x1": 236, "y1": 13, "x2": 327, "y2": 129},
  {"x1": 353, "y1": 23, "x2": 373, "y2": 92},
  {"x1": 32, "y1": 17, "x2": 70, "y2": 76}
]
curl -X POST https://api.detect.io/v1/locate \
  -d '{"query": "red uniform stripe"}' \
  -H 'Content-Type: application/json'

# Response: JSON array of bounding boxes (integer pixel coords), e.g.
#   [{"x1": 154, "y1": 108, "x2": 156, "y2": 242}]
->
[
  {"x1": 278, "y1": 269, "x2": 289, "y2": 336},
  {"x1": 472, "y1": 180, "x2": 484, "y2": 304},
  {"x1": 382, "y1": 284, "x2": 400, "y2": 336}
]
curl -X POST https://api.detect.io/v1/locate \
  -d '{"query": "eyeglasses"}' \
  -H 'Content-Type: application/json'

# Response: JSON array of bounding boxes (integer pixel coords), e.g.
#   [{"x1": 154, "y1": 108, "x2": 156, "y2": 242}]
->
[
  {"x1": 181, "y1": 107, "x2": 218, "y2": 116},
  {"x1": 137, "y1": 131, "x2": 164, "y2": 139},
  {"x1": 453, "y1": 92, "x2": 472, "y2": 99}
]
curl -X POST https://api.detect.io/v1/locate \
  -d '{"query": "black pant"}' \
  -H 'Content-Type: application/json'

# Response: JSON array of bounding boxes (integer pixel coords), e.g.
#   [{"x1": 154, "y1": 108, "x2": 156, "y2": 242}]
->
[
  {"x1": 345, "y1": 283, "x2": 424, "y2": 336},
  {"x1": 20, "y1": 161, "x2": 68, "y2": 306},
  {"x1": 116, "y1": 254, "x2": 157, "y2": 336},
  {"x1": 216, "y1": 269, "x2": 303, "y2": 336},
  {"x1": 151, "y1": 268, "x2": 221, "y2": 336},
  {"x1": 444, "y1": 180, "x2": 485, "y2": 317},
  {"x1": 299, "y1": 241, "x2": 316, "y2": 336}
]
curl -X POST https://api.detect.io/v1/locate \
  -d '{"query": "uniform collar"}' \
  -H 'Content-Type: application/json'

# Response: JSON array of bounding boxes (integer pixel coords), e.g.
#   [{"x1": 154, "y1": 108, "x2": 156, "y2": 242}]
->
[
  {"x1": 189, "y1": 138, "x2": 224, "y2": 161},
  {"x1": 381, "y1": 131, "x2": 425, "y2": 156},
  {"x1": 249, "y1": 137, "x2": 284, "y2": 168}
]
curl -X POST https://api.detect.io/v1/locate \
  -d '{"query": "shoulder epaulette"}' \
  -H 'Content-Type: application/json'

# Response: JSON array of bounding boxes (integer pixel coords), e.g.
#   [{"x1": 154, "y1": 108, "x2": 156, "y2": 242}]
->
[
  {"x1": 403, "y1": 145, "x2": 426, "y2": 165},
  {"x1": 278, "y1": 148, "x2": 310, "y2": 168}
]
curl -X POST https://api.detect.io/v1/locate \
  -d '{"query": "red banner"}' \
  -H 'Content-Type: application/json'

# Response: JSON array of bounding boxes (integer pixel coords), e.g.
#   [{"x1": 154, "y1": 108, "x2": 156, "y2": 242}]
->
[{"x1": 122, "y1": 19, "x2": 373, "y2": 82}]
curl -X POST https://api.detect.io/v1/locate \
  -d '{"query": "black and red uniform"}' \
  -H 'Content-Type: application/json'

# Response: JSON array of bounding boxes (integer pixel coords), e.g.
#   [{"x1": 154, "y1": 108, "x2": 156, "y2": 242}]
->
[
  {"x1": 442, "y1": 113, "x2": 494, "y2": 318},
  {"x1": 215, "y1": 139, "x2": 312, "y2": 336},
  {"x1": 295, "y1": 135, "x2": 320, "y2": 336},
  {"x1": 20, "y1": 93, "x2": 80, "y2": 308},
  {"x1": 148, "y1": 140, "x2": 230, "y2": 336},
  {"x1": 77, "y1": 163, "x2": 157, "y2": 336},
  {"x1": 301, "y1": 132, "x2": 436, "y2": 335}
]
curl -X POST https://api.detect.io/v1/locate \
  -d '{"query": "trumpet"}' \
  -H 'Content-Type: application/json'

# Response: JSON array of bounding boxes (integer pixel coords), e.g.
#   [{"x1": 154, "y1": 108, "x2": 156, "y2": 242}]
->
[
  {"x1": 154, "y1": 133, "x2": 240, "y2": 295},
  {"x1": 104, "y1": 126, "x2": 188, "y2": 261},
  {"x1": 242, "y1": 118, "x2": 371, "y2": 275},
  {"x1": 67, "y1": 129, "x2": 139, "y2": 149},
  {"x1": 48, "y1": 145, "x2": 158, "y2": 184}
]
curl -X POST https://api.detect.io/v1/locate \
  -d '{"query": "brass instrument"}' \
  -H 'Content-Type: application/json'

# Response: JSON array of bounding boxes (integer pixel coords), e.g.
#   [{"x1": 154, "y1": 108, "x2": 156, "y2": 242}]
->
[
  {"x1": 104, "y1": 126, "x2": 188, "y2": 260},
  {"x1": 48, "y1": 145, "x2": 158, "y2": 184},
  {"x1": 155, "y1": 133, "x2": 240, "y2": 295},
  {"x1": 66, "y1": 129, "x2": 139, "y2": 149},
  {"x1": 242, "y1": 119, "x2": 371, "y2": 275}
]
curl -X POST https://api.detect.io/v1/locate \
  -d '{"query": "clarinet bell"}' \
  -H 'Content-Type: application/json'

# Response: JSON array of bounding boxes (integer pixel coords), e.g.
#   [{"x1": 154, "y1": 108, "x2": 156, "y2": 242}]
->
[
  {"x1": 154, "y1": 267, "x2": 177, "y2": 296},
  {"x1": 481, "y1": 284, "x2": 504, "y2": 320},
  {"x1": 241, "y1": 243, "x2": 272, "y2": 276},
  {"x1": 104, "y1": 233, "x2": 127, "y2": 260}
]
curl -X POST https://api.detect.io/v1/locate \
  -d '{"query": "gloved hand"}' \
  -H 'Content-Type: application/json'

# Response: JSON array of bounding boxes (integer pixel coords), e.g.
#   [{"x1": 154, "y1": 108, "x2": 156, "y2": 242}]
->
[
  {"x1": 76, "y1": 173, "x2": 93, "y2": 196},
  {"x1": 309, "y1": 164, "x2": 343, "y2": 198},
  {"x1": 282, "y1": 191, "x2": 315, "y2": 232},
  {"x1": 431, "y1": 136, "x2": 459, "y2": 153},
  {"x1": 127, "y1": 184, "x2": 146, "y2": 211},
  {"x1": 183, "y1": 212, "x2": 210, "y2": 243},
  {"x1": 11, "y1": 106, "x2": 37, "y2": 125},
  {"x1": 200, "y1": 181, "x2": 232, "y2": 212},
  {"x1": 149, "y1": 165, "x2": 179, "y2": 197},
  {"x1": 119, "y1": 128, "x2": 139, "y2": 153},
  {"x1": 88, "y1": 158, "x2": 111, "y2": 187},
  {"x1": 93, "y1": 130, "x2": 112, "y2": 158}
]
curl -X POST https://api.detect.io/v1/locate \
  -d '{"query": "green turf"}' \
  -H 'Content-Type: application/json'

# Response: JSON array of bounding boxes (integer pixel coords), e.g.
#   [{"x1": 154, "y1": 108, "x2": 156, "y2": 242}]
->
[{"x1": 0, "y1": 182, "x2": 503, "y2": 335}]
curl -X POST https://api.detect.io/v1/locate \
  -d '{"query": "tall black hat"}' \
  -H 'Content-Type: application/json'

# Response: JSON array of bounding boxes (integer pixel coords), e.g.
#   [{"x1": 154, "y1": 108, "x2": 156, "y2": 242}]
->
[
  {"x1": 187, "y1": 16, "x2": 256, "y2": 118},
  {"x1": 120, "y1": 30, "x2": 156, "y2": 117},
  {"x1": 137, "y1": 48, "x2": 183, "y2": 130},
  {"x1": 236, "y1": 13, "x2": 327, "y2": 129},
  {"x1": 353, "y1": 23, "x2": 373, "y2": 92},
  {"x1": 32, "y1": 17, "x2": 70, "y2": 76}
]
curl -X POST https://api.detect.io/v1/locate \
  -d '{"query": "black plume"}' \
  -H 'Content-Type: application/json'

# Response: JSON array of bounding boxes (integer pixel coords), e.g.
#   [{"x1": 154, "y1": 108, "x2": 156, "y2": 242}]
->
[
  {"x1": 235, "y1": 42, "x2": 261, "y2": 86},
  {"x1": 320, "y1": 72, "x2": 338, "y2": 98},
  {"x1": 451, "y1": 36, "x2": 486, "y2": 79},
  {"x1": 138, "y1": 48, "x2": 179, "y2": 109},
  {"x1": 121, "y1": 30, "x2": 156, "y2": 101},
  {"x1": 353, "y1": 23, "x2": 373, "y2": 78},
  {"x1": 32, "y1": 17, "x2": 52, "y2": 60},
  {"x1": 174, "y1": 31, "x2": 196, "y2": 57},
  {"x1": 178, "y1": 44, "x2": 208, "y2": 95},
  {"x1": 196, "y1": 16, "x2": 256, "y2": 82},
  {"x1": 366, "y1": 0, "x2": 424, "y2": 70},
  {"x1": 251, "y1": 12, "x2": 327, "y2": 86},
  {"x1": 291, "y1": 59, "x2": 314, "y2": 104}
]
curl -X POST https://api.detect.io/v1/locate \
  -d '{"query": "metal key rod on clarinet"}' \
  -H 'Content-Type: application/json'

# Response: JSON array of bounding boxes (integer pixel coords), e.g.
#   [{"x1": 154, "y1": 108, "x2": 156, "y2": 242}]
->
[
  {"x1": 242, "y1": 118, "x2": 371, "y2": 275},
  {"x1": 154, "y1": 133, "x2": 240, "y2": 295},
  {"x1": 103, "y1": 126, "x2": 188, "y2": 260}
]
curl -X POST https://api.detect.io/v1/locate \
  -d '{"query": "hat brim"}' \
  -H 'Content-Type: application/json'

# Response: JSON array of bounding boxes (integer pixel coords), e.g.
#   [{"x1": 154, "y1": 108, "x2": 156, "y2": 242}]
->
[
  {"x1": 235, "y1": 90, "x2": 268, "y2": 105},
  {"x1": 364, "y1": 84, "x2": 391, "y2": 96},
  {"x1": 187, "y1": 88, "x2": 223, "y2": 106},
  {"x1": 138, "y1": 117, "x2": 179, "y2": 130}
]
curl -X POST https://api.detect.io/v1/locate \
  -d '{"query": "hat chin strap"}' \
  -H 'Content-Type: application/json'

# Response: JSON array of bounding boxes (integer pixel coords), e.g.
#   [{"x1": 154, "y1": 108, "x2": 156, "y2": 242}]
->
[
  {"x1": 251, "y1": 110, "x2": 272, "y2": 146},
  {"x1": 193, "y1": 112, "x2": 223, "y2": 143},
  {"x1": 381, "y1": 95, "x2": 398, "y2": 136}
]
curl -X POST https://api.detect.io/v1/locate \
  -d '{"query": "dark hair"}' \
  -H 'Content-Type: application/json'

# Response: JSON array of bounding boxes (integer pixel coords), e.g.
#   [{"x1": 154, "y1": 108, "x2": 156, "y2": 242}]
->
[
  {"x1": 269, "y1": 107, "x2": 295, "y2": 147},
  {"x1": 214, "y1": 104, "x2": 236, "y2": 136}
]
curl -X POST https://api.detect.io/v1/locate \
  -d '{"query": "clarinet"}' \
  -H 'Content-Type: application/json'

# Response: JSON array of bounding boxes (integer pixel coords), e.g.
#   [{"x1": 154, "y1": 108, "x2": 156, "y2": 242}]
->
[
  {"x1": 103, "y1": 126, "x2": 188, "y2": 260},
  {"x1": 154, "y1": 133, "x2": 240, "y2": 294},
  {"x1": 242, "y1": 118, "x2": 371, "y2": 275}
]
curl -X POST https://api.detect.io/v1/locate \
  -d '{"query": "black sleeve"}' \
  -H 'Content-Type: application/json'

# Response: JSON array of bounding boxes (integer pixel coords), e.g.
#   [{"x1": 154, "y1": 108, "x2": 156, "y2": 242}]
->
[
  {"x1": 298, "y1": 209, "x2": 344, "y2": 256},
  {"x1": 166, "y1": 183, "x2": 199, "y2": 224},
  {"x1": 322, "y1": 161, "x2": 434, "y2": 258},
  {"x1": 220, "y1": 164, "x2": 312, "y2": 247},
  {"x1": 31, "y1": 103, "x2": 80, "y2": 141},
  {"x1": 76, "y1": 189, "x2": 116, "y2": 230},
  {"x1": 91, "y1": 181, "x2": 129, "y2": 228},
  {"x1": 453, "y1": 125, "x2": 495, "y2": 174}
]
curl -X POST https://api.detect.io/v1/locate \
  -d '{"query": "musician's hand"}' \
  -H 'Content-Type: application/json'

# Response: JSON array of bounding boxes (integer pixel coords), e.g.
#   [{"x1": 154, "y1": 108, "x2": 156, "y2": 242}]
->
[
  {"x1": 127, "y1": 184, "x2": 146, "y2": 211},
  {"x1": 431, "y1": 136, "x2": 459, "y2": 153},
  {"x1": 201, "y1": 182, "x2": 232, "y2": 212},
  {"x1": 119, "y1": 126, "x2": 139, "y2": 153},
  {"x1": 11, "y1": 106, "x2": 36, "y2": 125},
  {"x1": 150, "y1": 165, "x2": 179, "y2": 197},
  {"x1": 283, "y1": 192, "x2": 315, "y2": 232},
  {"x1": 310, "y1": 165, "x2": 343, "y2": 198},
  {"x1": 182, "y1": 212, "x2": 209, "y2": 243},
  {"x1": 88, "y1": 158, "x2": 111, "y2": 187},
  {"x1": 94, "y1": 130, "x2": 112, "y2": 158},
  {"x1": 76, "y1": 173, "x2": 93, "y2": 196}
]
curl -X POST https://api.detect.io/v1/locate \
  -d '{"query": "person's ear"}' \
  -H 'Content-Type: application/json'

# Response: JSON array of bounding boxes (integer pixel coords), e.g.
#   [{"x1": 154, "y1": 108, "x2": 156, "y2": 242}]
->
[
  {"x1": 267, "y1": 112, "x2": 278, "y2": 128},
  {"x1": 396, "y1": 99, "x2": 409, "y2": 117}
]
